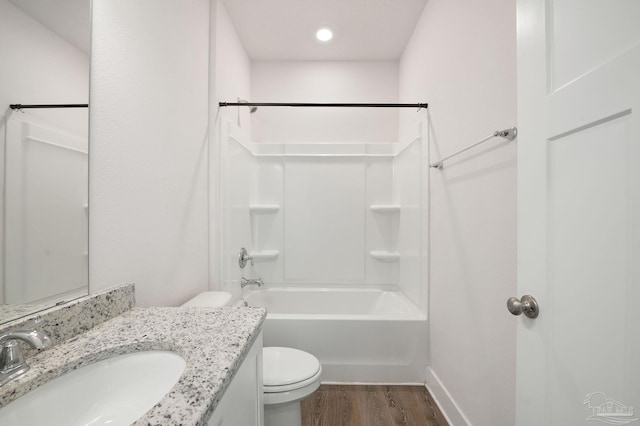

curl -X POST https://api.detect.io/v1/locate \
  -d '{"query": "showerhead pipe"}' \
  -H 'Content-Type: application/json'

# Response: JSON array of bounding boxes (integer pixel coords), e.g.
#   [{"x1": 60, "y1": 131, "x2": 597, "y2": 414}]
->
[{"x1": 236, "y1": 98, "x2": 258, "y2": 113}]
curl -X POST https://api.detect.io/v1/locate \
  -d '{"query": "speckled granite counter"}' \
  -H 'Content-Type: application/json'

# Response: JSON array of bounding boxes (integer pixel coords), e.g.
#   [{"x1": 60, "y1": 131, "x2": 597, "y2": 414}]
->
[
  {"x1": 0, "y1": 306, "x2": 266, "y2": 426},
  {"x1": 0, "y1": 284, "x2": 136, "y2": 358}
]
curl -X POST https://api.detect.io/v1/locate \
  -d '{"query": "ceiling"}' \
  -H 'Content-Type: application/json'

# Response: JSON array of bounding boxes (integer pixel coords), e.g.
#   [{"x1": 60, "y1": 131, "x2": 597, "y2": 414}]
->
[
  {"x1": 222, "y1": 0, "x2": 429, "y2": 61},
  {"x1": 9, "y1": 0, "x2": 90, "y2": 54},
  {"x1": 7, "y1": 0, "x2": 428, "y2": 61}
]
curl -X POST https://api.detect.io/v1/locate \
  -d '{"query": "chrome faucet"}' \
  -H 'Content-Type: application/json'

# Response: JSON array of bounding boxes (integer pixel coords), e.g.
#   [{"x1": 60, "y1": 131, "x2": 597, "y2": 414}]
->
[
  {"x1": 0, "y1": 327, "x2": 53, "y2": 387},
  {"x1": 241, "y1": 277, "x2": 264, "y2": 288}
]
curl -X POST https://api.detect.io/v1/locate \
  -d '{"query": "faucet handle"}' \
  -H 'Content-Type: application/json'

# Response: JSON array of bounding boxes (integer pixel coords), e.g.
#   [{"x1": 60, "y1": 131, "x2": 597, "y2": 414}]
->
[{"x1": 239, "y1": 248, "x2": 254, "y2": 268}]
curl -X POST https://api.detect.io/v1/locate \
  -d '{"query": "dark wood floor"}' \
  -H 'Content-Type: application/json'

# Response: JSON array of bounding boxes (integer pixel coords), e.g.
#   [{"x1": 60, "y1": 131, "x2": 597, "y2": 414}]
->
[{"x1": 301, "y1": 385, "x2": 449, "y2": 426}]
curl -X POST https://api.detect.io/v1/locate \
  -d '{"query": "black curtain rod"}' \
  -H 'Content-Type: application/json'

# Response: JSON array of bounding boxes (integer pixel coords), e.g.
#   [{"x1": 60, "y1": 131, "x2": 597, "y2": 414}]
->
[
  {"x1": 10, "y1": 104, "x2": 89, "y2": 110},
  {"x1": 219, "y1": 102, "x2": 428, "y2": 109}
]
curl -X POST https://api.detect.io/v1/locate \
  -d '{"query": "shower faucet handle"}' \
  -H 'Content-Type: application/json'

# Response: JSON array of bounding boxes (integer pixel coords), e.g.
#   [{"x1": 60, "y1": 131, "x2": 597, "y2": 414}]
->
[{"x1": 239, "y1": 248, "x2": 253, "y2": 268}]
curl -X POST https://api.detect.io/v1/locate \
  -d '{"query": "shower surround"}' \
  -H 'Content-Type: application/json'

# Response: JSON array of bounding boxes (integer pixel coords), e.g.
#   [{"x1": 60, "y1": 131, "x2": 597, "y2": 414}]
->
[{"x1": 218, "y1": 117, "x2": 429, "y2": 383}]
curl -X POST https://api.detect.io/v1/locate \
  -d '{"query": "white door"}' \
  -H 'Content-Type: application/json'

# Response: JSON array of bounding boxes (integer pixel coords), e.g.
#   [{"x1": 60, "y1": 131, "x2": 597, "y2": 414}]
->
[{"x1": 516, "y1": 1, "x2": 640, "y2": 425}]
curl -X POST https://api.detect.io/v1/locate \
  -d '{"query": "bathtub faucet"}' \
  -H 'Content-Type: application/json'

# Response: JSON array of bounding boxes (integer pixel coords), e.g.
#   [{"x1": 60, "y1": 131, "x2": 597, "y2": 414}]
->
[{"x1": 241, "y1": 277, "x2": 264, "y2": 288}]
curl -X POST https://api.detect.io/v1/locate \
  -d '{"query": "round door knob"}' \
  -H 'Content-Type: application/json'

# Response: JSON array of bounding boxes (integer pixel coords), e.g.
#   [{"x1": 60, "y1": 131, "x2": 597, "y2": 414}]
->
[{"x1": 507, "y1": 295, "x2": 539, "y2": 319}]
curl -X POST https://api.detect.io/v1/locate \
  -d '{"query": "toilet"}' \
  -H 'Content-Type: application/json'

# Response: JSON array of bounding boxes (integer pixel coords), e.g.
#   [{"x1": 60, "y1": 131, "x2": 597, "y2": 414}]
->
[
  {"x1": 262, "y1": 347, "x2": 322, "y2": 426},
  {"x1": 182, "y1": 292, "x2": 322, "y2": 426}
]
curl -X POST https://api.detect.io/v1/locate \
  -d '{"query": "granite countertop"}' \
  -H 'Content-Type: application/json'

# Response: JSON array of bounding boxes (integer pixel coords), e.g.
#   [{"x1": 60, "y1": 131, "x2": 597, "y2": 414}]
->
[{"x1": 0, "y1": 306, "x2": 266, "y2": 426}]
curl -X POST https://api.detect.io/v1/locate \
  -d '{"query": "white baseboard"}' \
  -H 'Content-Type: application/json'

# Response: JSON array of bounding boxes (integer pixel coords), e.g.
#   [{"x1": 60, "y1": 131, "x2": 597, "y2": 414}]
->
[
  {"x1": 320, "y1": 381, "x2": 426, "y2": 386},
  {"x1": 425, "y1": 367, "x2": 472, "y2": 426}
]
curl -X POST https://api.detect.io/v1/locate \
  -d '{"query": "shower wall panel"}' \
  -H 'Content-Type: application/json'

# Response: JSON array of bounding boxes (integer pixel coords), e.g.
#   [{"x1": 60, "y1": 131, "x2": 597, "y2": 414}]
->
[
  {"x1": 250, "y1": 157, "x2": 284, "y2": 281},
  {"x1": 219, "y1": 122, "x2": 257, "y2": 300},
  {"x1": 247, "y1": 152, "x2": 396, "y2": 286},
  {"x1": 284, "y1": 158, "x2": 366, "y2": 282},
  {"x1": 218, "y1": 119, "x2": 427, "y2": 293},
  {"x1": 393, "y1": 121, "x2": 428, "y2": 312},
  {"x1": 364, "y1": 158, "x2": 397, "y2": 285}
]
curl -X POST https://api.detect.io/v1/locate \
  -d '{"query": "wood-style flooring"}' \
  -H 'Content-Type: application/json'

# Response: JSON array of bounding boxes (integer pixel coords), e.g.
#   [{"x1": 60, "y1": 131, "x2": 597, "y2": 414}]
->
[{"x1": 301, "y1": 385, "x2": 449, "y2": 426}]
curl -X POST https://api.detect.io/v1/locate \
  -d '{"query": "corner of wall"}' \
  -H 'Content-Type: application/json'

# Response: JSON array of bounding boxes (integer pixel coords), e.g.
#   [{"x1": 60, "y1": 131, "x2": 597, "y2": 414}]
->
[{"x1": 426, "y1": 367, "x2": 472, "y2": 426}]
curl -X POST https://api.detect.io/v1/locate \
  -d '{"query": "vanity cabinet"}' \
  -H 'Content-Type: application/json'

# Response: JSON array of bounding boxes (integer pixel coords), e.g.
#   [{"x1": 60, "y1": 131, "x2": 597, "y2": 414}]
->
[{"x1": 207, "y1": 332, "x2": 264, "y2": 426}]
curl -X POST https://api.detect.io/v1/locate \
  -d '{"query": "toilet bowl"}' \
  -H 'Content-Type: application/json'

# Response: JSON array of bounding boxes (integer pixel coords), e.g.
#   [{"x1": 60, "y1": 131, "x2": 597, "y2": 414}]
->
[
  {"x1": 263, "y1": 347, "x2": 322, "y2": 426},
  {"x1": 181, "y1": 293, "x2": 322, "y2": 426}
]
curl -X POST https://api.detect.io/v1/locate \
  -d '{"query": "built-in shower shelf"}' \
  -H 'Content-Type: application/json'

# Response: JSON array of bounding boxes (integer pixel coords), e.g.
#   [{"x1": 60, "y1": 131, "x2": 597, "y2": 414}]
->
[
  {"x1": 369, "y1": 251, "x2": 400, "y2": 262},
  {"x1": 369, "y1": 204, "x2": 401, "y2": 214},
  {"x1": 249, "y1": 204, "x2": 280, "y2": 213},
  {"x1": 249, "y1": 250, "x2": 280, "y2": 261}
]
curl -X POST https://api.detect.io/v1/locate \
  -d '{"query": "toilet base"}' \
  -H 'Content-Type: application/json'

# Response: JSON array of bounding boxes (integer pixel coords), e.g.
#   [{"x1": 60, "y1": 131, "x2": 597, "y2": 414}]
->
[{"x1": 264, "y1": 401, "x2": 302, "y2": 426}]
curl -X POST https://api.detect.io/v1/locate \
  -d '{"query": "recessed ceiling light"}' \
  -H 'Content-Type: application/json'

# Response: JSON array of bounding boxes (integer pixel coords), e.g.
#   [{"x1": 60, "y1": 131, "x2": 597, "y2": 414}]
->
[{"x1": 316, "y1": 28, "x2": 333, "y2": 42}]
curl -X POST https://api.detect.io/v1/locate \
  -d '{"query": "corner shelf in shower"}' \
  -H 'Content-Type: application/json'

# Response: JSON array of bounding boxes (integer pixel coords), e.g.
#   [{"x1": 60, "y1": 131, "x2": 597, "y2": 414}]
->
[
  {"x1": 369, "y1": 204, "x2": 401, "y2": 214},
  {"x1": 369, "y1": 251, "x2": 400, "y2": 262},
  {"x1": 249, "y1": 204, "x2": 280, "y2": 213},
  {"x1": 249, "y1": 250, "x2": 280, "y2": 261}
]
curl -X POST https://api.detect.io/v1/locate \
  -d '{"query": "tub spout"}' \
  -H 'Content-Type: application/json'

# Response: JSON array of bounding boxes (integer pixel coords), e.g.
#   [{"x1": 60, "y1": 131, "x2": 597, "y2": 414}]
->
[{"x1": 241, "y1": 277, "x2": 264, "y2": 288}]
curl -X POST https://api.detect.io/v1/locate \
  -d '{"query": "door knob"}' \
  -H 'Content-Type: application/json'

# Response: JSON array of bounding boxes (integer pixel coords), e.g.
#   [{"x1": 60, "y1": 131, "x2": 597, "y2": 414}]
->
[{"x1": 507, "y1": 295, "x2": 539, "y2": 319}]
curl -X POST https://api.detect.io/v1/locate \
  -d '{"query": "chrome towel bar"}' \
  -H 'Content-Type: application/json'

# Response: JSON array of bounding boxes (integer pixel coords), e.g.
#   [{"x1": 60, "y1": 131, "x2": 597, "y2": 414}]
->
[{"x1": 430, "y1": 127, "x2": 517, "y2": 170}]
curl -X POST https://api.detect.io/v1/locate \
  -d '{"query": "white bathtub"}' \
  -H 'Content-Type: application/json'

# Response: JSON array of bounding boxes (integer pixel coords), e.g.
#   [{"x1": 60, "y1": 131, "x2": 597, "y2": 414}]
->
[{"x1": 241, "y1": 287, "x2": 428, "y2": 383}]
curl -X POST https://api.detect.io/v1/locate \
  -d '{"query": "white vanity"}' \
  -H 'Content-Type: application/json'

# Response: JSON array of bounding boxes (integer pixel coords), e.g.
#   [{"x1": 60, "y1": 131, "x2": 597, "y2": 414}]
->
[{"x1": 207, "y1": 332, "x2": 263, "y2": 426}]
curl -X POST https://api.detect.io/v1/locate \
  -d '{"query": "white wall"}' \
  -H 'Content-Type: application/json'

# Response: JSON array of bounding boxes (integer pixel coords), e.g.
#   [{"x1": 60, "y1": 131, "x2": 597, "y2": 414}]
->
[
  {"x1": 251, "y1": 61, "x2": 398, "y2": 143},
  {"x1": 90, "y1": 0, "x2": 210, "y2": 306},
  {"x1": 214, "y1": 0, "x2": 252, "y2": 133},
  {"x1": 400, "y1": 0, "x2": 517, "y2": 425}
]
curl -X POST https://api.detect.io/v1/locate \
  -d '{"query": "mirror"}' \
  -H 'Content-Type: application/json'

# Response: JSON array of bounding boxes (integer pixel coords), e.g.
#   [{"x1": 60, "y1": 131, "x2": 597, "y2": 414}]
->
[{"x1": 0, "y1": 0, "x2": 90, "y2": 323}]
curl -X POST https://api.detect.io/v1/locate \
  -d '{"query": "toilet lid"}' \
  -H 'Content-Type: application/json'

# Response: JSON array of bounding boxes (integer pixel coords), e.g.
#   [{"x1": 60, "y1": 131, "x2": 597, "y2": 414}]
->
[{"x1": 263, "y1": 347, "x2": 321, "y2": 387}]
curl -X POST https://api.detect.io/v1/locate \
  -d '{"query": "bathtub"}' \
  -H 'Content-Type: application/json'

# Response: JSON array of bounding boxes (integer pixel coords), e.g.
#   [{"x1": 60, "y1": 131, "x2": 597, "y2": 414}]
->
[{"x1": 240, "y1": 286, "x2": 428, "y2": 383}]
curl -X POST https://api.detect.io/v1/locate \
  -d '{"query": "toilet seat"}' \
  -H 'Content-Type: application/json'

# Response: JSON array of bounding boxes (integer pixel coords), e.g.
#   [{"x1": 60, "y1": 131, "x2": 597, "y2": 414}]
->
[{"x1": 263, "y1": 347, "x2": 321, "y2": 392}]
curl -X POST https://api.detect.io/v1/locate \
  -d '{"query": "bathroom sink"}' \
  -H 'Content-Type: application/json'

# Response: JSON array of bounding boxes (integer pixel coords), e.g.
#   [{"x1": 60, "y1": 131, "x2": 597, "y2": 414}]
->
[{"x1": 0, "y1": 350, "x2": 185, "y2": 426}]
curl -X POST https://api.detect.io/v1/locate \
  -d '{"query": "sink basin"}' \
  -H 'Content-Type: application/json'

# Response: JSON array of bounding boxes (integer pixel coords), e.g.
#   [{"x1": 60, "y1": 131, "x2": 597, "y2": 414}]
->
[{"x1": 0, "y1": 350, "x2": 186, "y2": 426}]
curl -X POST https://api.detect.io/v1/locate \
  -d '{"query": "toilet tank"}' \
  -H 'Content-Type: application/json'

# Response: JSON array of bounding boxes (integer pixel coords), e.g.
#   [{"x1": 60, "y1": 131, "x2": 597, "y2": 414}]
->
[{"x1": 182, "y1": 291, "x2": 232, "y2": 308}]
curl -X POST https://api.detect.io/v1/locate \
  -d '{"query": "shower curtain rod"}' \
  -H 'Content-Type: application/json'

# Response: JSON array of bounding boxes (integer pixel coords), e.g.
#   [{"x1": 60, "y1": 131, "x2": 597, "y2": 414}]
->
[
  {"x1": 219, "y1": 102, "x2": 428, "y2": 109},
  {"x1": 10, "y1": 104, "x2": 88, "y2": 110}
]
